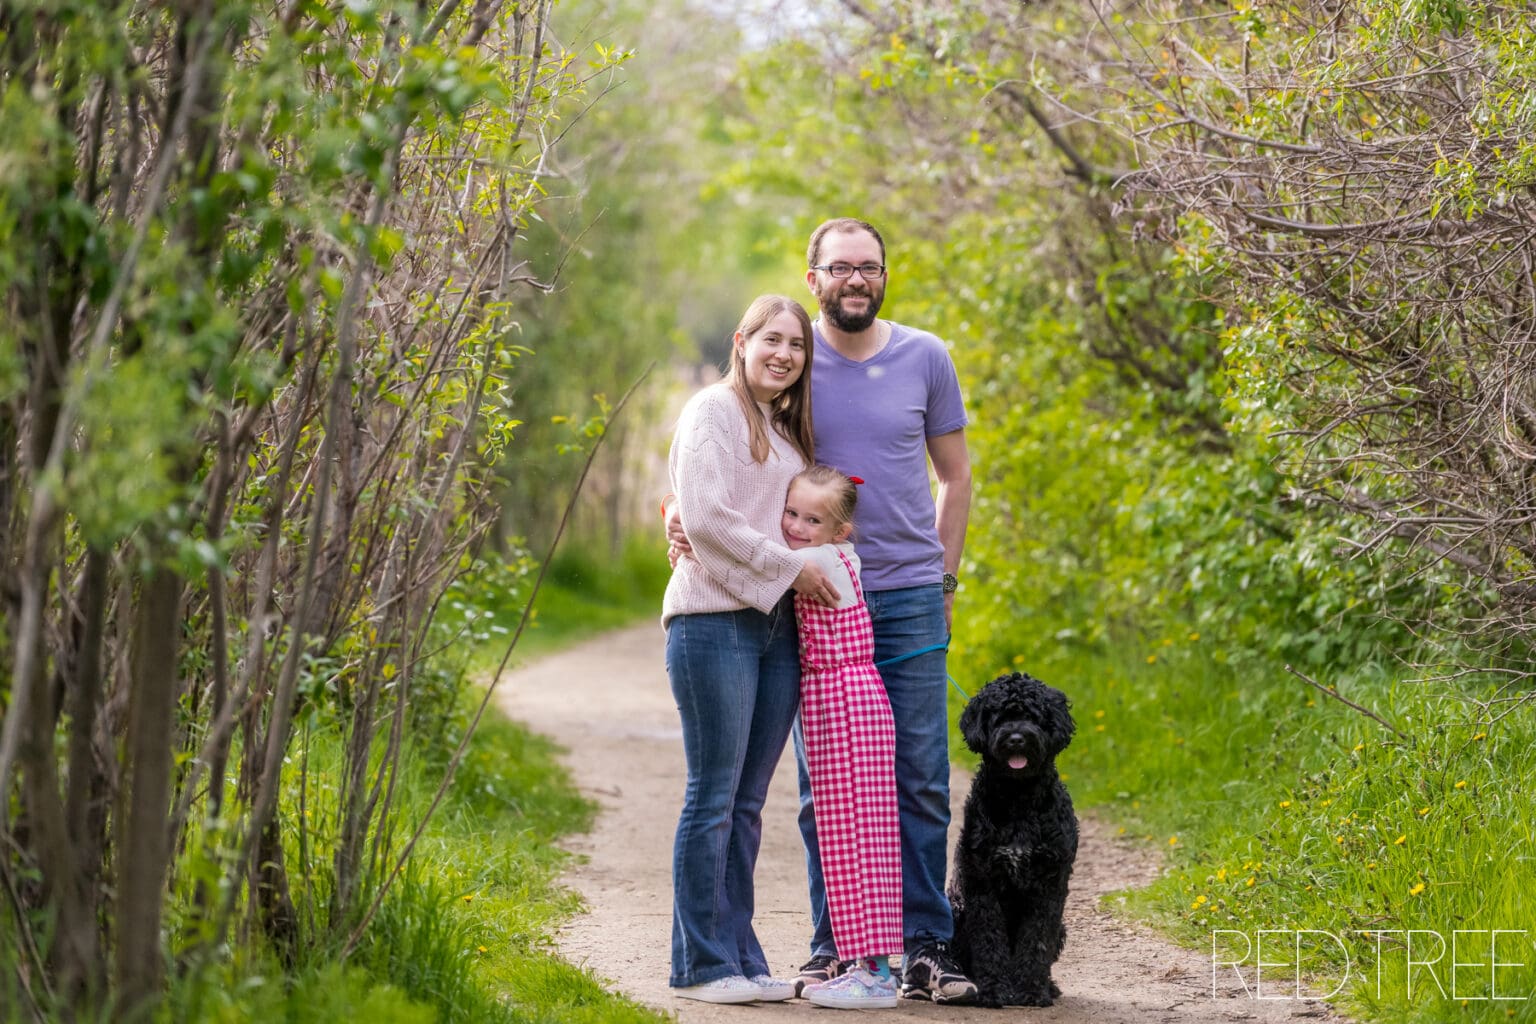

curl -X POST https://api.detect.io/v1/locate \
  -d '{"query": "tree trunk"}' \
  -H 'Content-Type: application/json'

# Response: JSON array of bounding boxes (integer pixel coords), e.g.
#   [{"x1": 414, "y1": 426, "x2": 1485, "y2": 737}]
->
[{"x1": 113, "y1": 567, "x2": 182, "y2": 1016}]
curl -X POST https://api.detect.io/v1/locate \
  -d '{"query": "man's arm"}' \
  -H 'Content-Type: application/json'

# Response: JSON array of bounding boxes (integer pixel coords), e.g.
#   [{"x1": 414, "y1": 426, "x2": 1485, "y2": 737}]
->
[{"x1": 928, "y1": 428, "x2": 972, "y2": 632}]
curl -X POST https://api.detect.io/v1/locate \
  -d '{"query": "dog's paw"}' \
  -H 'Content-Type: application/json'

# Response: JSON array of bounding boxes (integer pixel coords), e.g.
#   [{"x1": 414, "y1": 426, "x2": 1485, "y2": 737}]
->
[
  {"x1": 1019, "y1": 987, "x2": 1057, "y2": 1007},
  {"x1": 991, "y1": 983, "x2": 1057, "y2": 1008}
]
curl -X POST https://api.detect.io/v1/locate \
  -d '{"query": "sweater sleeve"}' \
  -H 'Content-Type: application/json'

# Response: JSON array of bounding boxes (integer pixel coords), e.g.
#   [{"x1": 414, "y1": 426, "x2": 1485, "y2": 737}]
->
[{"x1": 670, "y1": 391, "x2": 804, "y2": 612}]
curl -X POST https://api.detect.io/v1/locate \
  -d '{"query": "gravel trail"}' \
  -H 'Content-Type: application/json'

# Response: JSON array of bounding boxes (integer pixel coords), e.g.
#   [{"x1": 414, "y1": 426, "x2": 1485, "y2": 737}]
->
[{"x1": 495, "y1": 623, "x2": 1342, "y2": 1023}]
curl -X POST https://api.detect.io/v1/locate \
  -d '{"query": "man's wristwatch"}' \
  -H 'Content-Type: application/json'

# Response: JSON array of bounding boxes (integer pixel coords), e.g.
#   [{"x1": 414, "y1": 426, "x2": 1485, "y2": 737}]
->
[{"x1": 941, "y1": 572, "x2": 959, "y2": 593}]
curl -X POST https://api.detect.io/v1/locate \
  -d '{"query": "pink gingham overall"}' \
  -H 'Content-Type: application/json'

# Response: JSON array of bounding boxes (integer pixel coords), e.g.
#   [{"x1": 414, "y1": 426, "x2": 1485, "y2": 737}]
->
[{"x1": 794, "y1": 548, "x2": 903, "y2": 961}]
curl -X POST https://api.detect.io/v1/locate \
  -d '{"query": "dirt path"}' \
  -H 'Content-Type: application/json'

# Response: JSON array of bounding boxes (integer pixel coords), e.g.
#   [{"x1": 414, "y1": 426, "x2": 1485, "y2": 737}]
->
[{"x1": 495, "y1": 624, "x2": 1341, "y2": 1022}]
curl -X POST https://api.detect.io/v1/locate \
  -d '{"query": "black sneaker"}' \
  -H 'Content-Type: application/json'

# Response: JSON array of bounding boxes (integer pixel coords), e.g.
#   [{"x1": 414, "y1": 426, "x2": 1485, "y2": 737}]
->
[
  {"x1": 793, "y1": 953, "x2": 843, "y2": 997},
  {"x1": 900, "y1": 941, "x2": 978, "y2": 1004}
]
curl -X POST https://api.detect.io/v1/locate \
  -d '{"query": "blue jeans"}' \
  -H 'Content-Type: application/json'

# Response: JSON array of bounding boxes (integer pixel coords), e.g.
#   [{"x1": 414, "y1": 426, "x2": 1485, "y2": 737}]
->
[
  {"x1": 666, "y1": 599, "x2": 801, "y2": 988},
  {"x1": 794, "y1": 584, "x2": 952, "y2": 957}
]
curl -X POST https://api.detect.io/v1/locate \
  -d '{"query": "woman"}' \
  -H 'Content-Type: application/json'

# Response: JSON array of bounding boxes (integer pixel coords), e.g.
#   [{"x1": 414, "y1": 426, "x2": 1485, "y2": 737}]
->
[{"x1": 661, "y1": 294, "x2": 839, "y2": 1004}]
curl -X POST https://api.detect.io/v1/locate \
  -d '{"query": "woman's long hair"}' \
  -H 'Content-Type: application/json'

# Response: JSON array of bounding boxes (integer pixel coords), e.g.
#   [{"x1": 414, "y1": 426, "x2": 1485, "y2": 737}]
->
[{"x1": 726, "y1": 294, "x2": 815, "y2": 465}]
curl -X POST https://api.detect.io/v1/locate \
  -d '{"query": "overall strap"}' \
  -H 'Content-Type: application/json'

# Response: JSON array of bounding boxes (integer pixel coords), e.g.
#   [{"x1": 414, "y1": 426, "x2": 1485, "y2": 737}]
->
[{"x1": 833, "y1": 547, "x2": 864, "y2": 602}]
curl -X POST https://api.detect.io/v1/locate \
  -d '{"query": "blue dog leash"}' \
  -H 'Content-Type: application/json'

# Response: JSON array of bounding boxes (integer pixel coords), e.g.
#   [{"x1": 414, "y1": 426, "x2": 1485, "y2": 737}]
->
[{"x1": 874, "y1": 638, "x2": 971, "y2": 701}]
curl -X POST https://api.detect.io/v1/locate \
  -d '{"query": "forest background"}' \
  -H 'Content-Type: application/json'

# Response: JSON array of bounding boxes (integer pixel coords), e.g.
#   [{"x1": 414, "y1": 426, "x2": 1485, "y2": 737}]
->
[{"x1": 3, "y1": 0, "x2": 1535, "y2": 1021}]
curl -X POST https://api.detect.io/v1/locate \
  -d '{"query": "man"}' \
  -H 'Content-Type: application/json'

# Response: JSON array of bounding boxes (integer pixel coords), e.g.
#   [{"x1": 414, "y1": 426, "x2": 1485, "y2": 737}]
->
[
  {"x1": 668, "y1": 217, "x2": 975, "y2": 1003},
  {"x1": 791, "y1": 217, "x2": 974, "y2": 1004}
]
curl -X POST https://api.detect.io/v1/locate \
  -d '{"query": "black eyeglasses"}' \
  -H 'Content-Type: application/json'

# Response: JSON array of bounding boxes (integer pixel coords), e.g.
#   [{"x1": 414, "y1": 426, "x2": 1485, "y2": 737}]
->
[{"x1": 810, "y1": 262, "x2": 886, "y2": 280}]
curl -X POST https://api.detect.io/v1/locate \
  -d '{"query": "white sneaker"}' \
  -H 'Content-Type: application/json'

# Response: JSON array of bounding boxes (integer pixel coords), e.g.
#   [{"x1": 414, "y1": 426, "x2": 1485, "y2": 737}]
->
[
  {"x1": 675, "y1": 975, "x2": 761, "y2": 1004},
  {"x1": 749, "y1": 974, "x2": 796, "y2": 1001}
]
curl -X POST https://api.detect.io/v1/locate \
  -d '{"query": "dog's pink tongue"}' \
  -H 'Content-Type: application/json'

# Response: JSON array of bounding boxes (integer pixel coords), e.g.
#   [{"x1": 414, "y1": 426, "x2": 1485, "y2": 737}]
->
[{"x1": 1008, "y1": 755, "x2": 1028, "y2": 769}]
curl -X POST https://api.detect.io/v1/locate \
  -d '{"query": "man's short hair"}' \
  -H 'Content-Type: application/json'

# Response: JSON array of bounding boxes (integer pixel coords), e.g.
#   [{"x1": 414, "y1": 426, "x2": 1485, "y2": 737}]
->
[{"x1": 807, "y1": 218, "x2": 886, "y2": 268}]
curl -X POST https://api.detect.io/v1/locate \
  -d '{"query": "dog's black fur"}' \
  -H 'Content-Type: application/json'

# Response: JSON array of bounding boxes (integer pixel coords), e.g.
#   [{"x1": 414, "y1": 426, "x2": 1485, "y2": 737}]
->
[{"x1": 950, "y1": 672, "x2": 1078, "y2": 1008}]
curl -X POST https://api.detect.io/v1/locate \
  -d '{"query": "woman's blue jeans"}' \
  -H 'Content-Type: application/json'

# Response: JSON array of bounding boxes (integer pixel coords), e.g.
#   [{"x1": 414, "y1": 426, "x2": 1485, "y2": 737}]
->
[
  {"x1": 666, "y1": 598, "x2": 801, "y2": 987},
  {"x1": 793, "y1": 583, "x2": 954, "y2": 956}
]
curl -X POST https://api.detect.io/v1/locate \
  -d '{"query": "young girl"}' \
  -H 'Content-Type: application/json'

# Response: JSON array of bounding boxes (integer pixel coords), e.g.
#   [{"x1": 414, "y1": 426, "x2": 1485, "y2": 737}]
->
[{"x1": 781, "y1": 465, "x2": 902, "y2": 1010}]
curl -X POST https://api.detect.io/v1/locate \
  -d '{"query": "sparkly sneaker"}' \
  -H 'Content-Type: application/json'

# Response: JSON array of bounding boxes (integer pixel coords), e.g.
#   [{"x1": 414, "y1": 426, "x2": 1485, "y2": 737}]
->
[
  {"x1": 748, "y1": 974, "x2": 796, "y2": 1002},
  {"x1": 674, "y1": 975, "x2": 760, "y2": 1004},
  {"x1": 806, "y1": 964, "x2": 899, "y2": 1009},
  {"x1": 793, "y1": 953, "x2": 843, "y2": 997},
  {"x1": 900, "y1": 941, "x2": 978, "y2": 1004}
]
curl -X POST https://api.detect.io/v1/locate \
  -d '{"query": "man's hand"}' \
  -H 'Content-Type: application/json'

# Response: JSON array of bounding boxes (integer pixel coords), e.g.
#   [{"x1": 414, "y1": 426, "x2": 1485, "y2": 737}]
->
[{"x1": 663, "y1": 498, "x2": 694, "y2": 567}]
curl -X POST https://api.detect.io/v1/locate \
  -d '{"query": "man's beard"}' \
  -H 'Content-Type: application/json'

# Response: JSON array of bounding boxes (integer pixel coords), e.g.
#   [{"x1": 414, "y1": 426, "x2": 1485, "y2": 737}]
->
[{"x1": 819, "y1": 283, "x2": 884, "y2": 333}]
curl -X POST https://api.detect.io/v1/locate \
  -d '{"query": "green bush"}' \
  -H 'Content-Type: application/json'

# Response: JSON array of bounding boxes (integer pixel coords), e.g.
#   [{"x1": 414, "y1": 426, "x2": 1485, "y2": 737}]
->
[{"x1": 440, "y1": 535, "x2": 670, "y2": 671}]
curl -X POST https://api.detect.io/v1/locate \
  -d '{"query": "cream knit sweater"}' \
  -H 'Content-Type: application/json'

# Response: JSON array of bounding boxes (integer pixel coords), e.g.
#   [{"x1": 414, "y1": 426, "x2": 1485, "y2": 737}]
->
[{"x1": 661, "y1": 383, "x2": 808, "y2": 627}]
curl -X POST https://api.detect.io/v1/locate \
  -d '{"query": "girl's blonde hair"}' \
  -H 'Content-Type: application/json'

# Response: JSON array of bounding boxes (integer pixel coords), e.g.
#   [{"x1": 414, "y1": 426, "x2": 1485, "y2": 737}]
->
[
  {"x1": 726, "y1": 295, "x2": 815, "y2": 465},
  {"x1": 792, "y1": 464, "x2": 859, "y2": 536}
]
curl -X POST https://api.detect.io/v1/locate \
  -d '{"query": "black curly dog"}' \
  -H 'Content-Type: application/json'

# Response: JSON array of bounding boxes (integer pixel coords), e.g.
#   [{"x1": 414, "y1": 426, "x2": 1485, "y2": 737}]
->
[{"x1": 949, "y1": 672, "x2": 1078, "y2": 1008}]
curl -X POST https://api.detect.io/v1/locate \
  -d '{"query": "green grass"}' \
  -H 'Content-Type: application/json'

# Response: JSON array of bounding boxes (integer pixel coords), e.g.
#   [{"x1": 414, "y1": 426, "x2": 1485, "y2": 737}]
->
[
  {"x1": 160, "y1": 701, "x2": 666, "y2": 1024},
  {"x1": 377, "y1": 708, "x2": 666, "y2": 1024},
  {"x1": 951, "y1": 633, "x2": 1536, "y2": 1022}
]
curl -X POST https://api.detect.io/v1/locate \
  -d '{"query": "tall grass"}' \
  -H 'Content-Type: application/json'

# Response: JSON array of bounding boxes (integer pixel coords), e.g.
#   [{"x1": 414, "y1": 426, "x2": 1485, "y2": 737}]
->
[
  {"x1": 952, "y1": 633, "x2": 1536, "y2": 1022},
  {"x1": 148, "y1": 535, "x2": 673, "y2": 1023},
  {"x1": 157, "y1": 700, "x2": 665, "y2": 1024}
]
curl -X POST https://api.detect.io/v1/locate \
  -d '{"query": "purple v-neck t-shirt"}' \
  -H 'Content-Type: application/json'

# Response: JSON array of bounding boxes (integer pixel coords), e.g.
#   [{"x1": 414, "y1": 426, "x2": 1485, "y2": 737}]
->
[{"x1": 810, "y1": 319, "x2": 968, "y2": 592}]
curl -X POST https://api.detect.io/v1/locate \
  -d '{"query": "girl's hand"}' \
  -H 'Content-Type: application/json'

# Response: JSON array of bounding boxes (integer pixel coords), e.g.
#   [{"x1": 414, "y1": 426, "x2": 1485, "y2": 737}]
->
[{"x1": 792, "y1": 559, "x2": 841, "y2": 607}]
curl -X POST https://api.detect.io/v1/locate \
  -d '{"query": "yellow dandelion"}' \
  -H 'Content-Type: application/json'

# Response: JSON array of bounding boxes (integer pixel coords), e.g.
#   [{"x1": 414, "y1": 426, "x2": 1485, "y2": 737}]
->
[
  {"x1": 1279, "y1": 800, "x2": 1291, "y2": 808},
  {"x1": 1418, "y1": 806, "x2": 1430, "y2": 816},
  {"x1": 1094, "y1": 709, "x2": 1106, "y2": 718},
  {"x1": 1169, "y1": 836, "x2": 1179, "y2": 846},
  {"x1": 1455, "y1": 780, "x2": 1467, "y2": 789},
  {"x1": 1367, "y1": 862, "x2": 1377, "y2": 870},
  {"x1": 1306, "y1": 699, "x2": 1316, "y2": 707},
  {"x1": 1245, "y1": 876, "x2": 1256, "y2": 887},
  {"x1": 1474, "y1": 732, "x2": 1487, "y2": 741},
  {"x1": 1095, "y1": 724, "x2": 1106, "y2": 732},
  {"x1": 1352, "y1": 742, "x2": 1364, "y2": 753},
  {"x1": 1394, "y1": 835, "x2": 1407, "y2": 846},
  {"x1": 1193, "y1": 894, "x2": 1208, "y2": 907},
  {"x1": 1147, "y1": 654, "x2": 1158, "y2": 664},
  {"x1": 477, "y1": 945, "x2": 488, "y2": 953},
  {"x1": 1217, "y1": 868, "x2": 1228, "y2": 882},
  {"x1": 463, "y1": 893, "x2": 476, "y2": 902},
  {"x1": 1335, "y1": 836, "x2": 1344, "y2": 844},
  {"x1": 1409, "y1": 882, "x2": 1426, "y2": 897},
  {"x1": 1162, "y1": 637, "x2": 1174, "y2": 647},
  {"x1": 1188, "y1": 631, "x2": 1200, "y2": 641}
]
